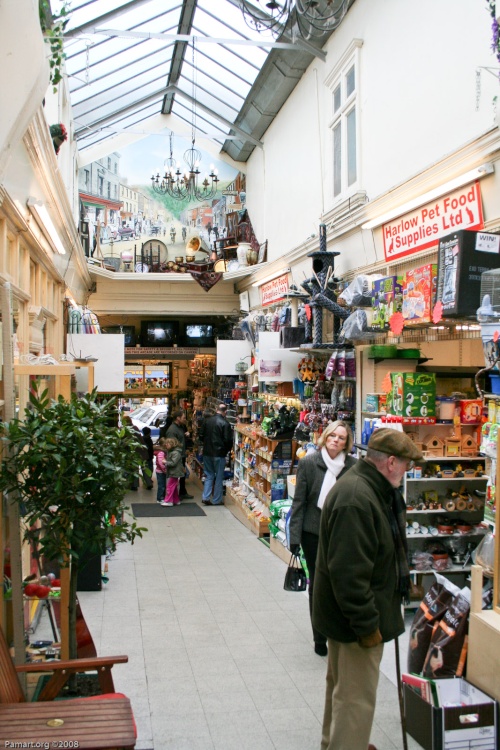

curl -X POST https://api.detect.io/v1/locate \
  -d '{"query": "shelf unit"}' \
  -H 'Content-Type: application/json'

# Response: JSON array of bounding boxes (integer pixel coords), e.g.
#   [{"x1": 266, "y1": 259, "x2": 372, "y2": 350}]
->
[
  {"x1": 228, "y1": 424, "x2": 297, "y2": 537},
  {"x1": 404, "y1": 455, "x2": 488, "y2": 584}
]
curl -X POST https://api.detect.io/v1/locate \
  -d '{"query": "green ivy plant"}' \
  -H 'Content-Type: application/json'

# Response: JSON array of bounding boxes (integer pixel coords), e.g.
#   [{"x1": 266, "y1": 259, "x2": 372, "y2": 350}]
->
[
  {"x1": 0, "y1": 387, "x2": 147, "y2": 658},
  {"x1": 39, "y1": 0, "x2": 71, "y2": 93}
]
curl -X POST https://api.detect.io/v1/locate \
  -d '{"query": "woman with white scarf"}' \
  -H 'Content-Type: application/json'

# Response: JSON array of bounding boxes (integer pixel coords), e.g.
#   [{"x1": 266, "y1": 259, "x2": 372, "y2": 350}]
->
[{"x1": 289, "y1": 421, "x2": 355, "y2": 656}]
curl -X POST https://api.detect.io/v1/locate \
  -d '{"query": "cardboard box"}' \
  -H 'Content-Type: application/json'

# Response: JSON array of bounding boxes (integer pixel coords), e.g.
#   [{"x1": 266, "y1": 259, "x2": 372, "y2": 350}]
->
[
  {"x1": 403, "y1": 263, "x2": 437, "y2": 325},
  {"x1": 389, "y1": 371, "x2": 436, "y2": 418},
  {"x1": 371, "y1": 275, "x2": 403, "y2": 330},
  {"x1": 436, "y1": 230, "x2": 500, "y2": 318},
  {"x1": 404, "y1": 678, "x2": 497, "y2": 750}
]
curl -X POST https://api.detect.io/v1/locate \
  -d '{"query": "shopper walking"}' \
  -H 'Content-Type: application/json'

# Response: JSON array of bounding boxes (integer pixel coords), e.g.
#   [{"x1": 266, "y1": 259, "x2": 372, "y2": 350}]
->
[
  {"x1": 154, "y1": 438, "x2": 167, "y2": 503},
  {"x1": 313, "y1": 428, "x2": 422, "y2": 750},
  {"x1": 201, "y1": 403, "x2": 233, "y2": 506},
  {"x1": 162, "y1": 437, "x2": 184, "y2": 506},
  {"x1": 141, "y1": 426, "x2": 154, "y2": 489},
  {"x1": 166, "y1": 409, "x2": 193, "y2": 499},
  {"x1": 288, "y1": 420, "x2": 355, "y2": 657}
]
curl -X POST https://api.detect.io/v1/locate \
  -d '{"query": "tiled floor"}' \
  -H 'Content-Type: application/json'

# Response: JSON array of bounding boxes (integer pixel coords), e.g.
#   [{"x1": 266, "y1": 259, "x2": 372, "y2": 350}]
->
[{"x1": 78, "y1": 481, "x2": 425, "y2": 750}]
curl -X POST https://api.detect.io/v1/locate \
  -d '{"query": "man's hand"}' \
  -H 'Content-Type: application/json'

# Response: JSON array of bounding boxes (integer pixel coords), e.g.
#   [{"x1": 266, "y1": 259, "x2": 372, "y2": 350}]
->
[
  {"x1": 359, "y1": 629, "x2": 383, "y2": 648},
  {"x1": 289, "y1": 544, "x2": 301, "y2": 556}
]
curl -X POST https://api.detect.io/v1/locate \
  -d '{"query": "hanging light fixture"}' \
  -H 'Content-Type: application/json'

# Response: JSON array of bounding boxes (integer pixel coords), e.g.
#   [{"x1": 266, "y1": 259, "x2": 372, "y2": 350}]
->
[
  {"x1": 239, "y1": 0, "x2": 349, "y2": 40},
  {"x1": 151, "y1": 39, "x2": 219, "y2": 202}
]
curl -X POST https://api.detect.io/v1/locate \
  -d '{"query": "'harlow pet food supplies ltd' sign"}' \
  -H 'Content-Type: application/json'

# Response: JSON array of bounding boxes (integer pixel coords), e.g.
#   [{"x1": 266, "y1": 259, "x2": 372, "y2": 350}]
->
[
  {"x1": 261, "y1": 274, "x2": 289, "y2": 306},
  {"x1": 383, "y1": 181, "x2": 484, "y2": 261}
]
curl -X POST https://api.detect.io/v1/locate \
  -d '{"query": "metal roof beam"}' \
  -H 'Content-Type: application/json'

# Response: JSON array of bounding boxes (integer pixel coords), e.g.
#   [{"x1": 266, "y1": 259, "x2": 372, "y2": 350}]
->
[
  {"x1": 65, "y1": 0, "x2": 175, "y2": 38},
  {"x1": 71, "y1": 27, "x2": 313, "y2": 52},
  {"x1": 166, "y1": 85, "x2": 263, "y2": 148}
]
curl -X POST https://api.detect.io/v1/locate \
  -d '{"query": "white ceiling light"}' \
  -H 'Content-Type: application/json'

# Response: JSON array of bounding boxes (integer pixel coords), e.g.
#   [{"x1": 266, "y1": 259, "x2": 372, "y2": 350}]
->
[
  {"x1": 27, "y1": 198, "x2": 66, "y2": 255},
  {"x1": 361, "y1": 163, "x2": 495, "y2": 230},
  {"x1": 252, "y1": 267, "x2": 291, "y2": 287}
]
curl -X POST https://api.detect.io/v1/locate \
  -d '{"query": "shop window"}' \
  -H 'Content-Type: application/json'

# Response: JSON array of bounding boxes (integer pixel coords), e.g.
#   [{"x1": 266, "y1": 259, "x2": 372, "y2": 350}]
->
[
  {"x1": 107, "y1": 157, "x2": 111, "y2": 170},
  {"x1": 98, "y1": 176, "x2": 104, "y2": 196},
  {"x1": 326, "y1": 40, "x2": 362, "y2": 201}
]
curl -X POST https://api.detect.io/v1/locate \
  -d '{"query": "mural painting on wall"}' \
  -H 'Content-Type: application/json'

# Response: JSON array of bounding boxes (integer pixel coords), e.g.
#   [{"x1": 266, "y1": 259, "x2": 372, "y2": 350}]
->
[{"x1": 78, "y1": 133, "x2": 239, "y2": 286}]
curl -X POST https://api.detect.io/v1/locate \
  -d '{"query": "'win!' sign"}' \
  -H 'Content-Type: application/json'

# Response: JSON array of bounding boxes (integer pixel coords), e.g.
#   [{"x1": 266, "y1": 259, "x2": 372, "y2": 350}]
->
[{"x1": 383, "y1": 181, "x2": 484, "y2": 261}]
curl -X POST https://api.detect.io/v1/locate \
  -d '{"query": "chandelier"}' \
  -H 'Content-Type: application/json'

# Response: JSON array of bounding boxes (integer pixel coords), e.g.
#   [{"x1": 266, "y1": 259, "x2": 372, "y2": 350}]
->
[
  {"x1": 150, "y1": 40, "x2": 219, "y2": 202},
  {"x1": 239, "y1": 0, "x2": 349, "y2": 40},
  {"x1": 151, "y1": 133, "x2": 219, "y2": 202}
]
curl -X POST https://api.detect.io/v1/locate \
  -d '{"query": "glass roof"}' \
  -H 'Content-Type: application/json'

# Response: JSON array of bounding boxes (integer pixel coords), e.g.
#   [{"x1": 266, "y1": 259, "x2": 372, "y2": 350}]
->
[{"x1": 55, "y1": 0, "x2": 273, "y2": 155}]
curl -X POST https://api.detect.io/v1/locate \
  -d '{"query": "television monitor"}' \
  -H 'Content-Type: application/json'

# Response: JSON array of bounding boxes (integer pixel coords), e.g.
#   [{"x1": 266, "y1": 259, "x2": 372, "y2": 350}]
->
[
  {"x1": 140, "y1": 320, "x2": 178, "y2": 347},
  {"x1": 183, "y1": 323, "x2": 215, "y2": 347},
  {"x1": 102, "y1": 325, "x2": 136, "y2": 347}
]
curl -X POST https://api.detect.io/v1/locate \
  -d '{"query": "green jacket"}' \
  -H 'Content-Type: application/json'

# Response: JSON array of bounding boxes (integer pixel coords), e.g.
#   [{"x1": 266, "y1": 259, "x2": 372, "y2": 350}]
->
[{"x1": 312, "y1": 459, "x2": 405, "y2": 643}]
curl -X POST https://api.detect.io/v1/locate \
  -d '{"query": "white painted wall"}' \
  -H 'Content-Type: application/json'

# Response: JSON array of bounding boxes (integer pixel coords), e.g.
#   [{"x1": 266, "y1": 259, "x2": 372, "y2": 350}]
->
[{"x1": 246, "y1": 0, "x2": 498, "y2": 265}]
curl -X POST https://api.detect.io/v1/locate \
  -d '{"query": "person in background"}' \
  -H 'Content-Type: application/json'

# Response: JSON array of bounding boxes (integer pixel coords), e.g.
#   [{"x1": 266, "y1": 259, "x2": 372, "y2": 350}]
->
[
  {"x1": 200, "y1": 403, "x2": 233, "y2": 506},
  {"x1": 142, "y1": 426, "x2": 154, "y2": 489},
  {"x1": 288, "y1": 420, "x2": 355, "y2": 657},
  {"x1": 162, "y1": 437, "x2": 183, "y2": 507},
  {"x1": 166, "y1": 409, "x2": 193, "y2": 499},
  {"x1": 313, "y1": 428, "x2": 423, "y2": 750},
  {"x1": 154, "y1": 437, "x2": 167, "y2": 504}
]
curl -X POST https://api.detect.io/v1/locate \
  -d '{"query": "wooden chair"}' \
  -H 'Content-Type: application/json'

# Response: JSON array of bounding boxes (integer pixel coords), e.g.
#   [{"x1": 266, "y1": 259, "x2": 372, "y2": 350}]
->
[{"x1": 0, "y1": 624, "x2": 136, "y2": 748}]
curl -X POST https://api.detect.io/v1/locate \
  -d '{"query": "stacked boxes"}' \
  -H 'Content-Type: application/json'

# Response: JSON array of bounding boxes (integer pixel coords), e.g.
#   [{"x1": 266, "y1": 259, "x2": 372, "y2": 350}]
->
[
  {"x1": 389, "y1": 372, "x2": 437, "y2": 418},
  {"x1": 371, "y1": 276, "x2": 403, "y2": 330},
  {"x1": 402, "y1": 263, "x2": 437, "y2": 325}
]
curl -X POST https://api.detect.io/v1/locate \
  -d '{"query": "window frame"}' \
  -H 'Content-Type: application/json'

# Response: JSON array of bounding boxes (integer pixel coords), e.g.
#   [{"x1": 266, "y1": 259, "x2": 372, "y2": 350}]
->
[{"x1": 325, "y1": 39, "x2": 363, "y2": 204}]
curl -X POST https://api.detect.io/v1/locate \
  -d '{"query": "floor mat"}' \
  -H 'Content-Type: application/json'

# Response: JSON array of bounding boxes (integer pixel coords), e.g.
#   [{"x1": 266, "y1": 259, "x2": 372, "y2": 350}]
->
[{"x1": 131, "y1": 503, "x2": 206, "y2": 517}]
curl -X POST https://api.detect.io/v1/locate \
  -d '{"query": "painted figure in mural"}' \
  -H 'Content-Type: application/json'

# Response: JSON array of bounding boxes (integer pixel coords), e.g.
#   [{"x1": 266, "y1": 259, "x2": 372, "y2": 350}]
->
[
  {"x1": 182, "y1": 226, "x2": 187, "y2": 241},
  {"x1": 170, "y1": 226, "x2": 176, "y2": 243}
]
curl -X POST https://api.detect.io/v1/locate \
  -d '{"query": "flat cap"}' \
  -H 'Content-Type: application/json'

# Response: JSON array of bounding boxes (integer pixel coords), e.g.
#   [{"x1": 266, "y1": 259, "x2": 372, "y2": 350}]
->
[{"x1": 368, "y1": 428, "x2": 423, "y2": 461}]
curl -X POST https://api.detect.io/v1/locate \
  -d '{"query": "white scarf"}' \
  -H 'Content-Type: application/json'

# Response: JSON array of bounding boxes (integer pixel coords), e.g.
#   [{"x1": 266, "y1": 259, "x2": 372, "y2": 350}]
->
[{"x1": 317, "y1": 448, "x2": 346, "y2": 510}]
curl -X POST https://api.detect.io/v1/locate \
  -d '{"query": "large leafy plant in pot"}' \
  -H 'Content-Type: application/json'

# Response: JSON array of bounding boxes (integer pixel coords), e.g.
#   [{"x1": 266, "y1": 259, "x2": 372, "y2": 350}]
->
[{"x1": 0, "y1": 387, "x2": 146, "y2": 659}]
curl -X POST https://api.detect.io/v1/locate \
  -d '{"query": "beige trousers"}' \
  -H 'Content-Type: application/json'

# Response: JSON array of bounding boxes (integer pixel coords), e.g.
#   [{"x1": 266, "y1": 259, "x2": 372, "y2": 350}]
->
[{"x1": 320, "y1": 638, "x2": 384, "y2": 750}]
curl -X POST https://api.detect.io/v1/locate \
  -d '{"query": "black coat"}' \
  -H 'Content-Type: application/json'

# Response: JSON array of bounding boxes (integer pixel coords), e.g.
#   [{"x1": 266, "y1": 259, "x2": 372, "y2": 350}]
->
[
  {"x1": 313, "y1": 459, "x2": 405, "y2": 644},
  {"x1": 201, "y1": 413, "x2": 233, "y2": 458}
]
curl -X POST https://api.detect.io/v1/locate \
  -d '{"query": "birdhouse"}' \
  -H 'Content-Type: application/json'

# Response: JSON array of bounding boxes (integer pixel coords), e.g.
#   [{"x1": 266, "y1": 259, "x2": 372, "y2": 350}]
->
[
  {"x1": 422, "y1": 435, "x2": 444, "y2": 457},
  {"x1": 461, "y1": 434, "x2": 478, "y2": 457},
  {"x1": 445, "y1": 436, "x2": 462, "y2": 457}
]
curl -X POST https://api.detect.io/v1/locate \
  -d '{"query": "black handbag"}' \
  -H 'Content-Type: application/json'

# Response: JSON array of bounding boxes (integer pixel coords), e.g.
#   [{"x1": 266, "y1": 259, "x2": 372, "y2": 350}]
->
[{"x1": 283, "y1": 553, "x2": 308, "y2": 592}]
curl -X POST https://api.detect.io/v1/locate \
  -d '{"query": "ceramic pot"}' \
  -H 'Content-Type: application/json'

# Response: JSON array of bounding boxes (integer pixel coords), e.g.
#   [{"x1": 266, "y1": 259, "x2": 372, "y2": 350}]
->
[
  {"x1": 237, "y1": 243, "x2": 251, "y2": 267},
  {"x1": 246, "y1": 246, "x2": 258, "y2": 265}
]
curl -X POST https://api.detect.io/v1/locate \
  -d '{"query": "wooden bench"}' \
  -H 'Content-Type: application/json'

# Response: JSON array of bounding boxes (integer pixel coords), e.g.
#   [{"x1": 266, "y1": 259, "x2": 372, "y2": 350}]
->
[{"x1": 0, "y1": 625, "x2": 136, "y2": 748}]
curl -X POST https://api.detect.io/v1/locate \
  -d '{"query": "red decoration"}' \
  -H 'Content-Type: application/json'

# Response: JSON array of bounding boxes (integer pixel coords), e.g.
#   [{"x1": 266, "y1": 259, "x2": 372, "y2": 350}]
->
[
  {"x1": 494, "y1": 330, "x2": 500, "y2": 343},
  {"x1": 304, "y1": 304, "x2": 312, "y2": 321},
  {"x1": 432, "y1": 301, "x2": 443, "y2": 324},
  {"x1": 389, "y1": 311, "x2": 404, "y2": 335},
  {"x1": 381, "y1": 372, "x2": 392, "y2": 393}
]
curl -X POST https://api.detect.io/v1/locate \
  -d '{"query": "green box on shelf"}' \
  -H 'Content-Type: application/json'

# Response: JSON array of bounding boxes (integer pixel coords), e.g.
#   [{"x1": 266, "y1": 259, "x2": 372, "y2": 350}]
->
[{"x1": 389, "y1": 372, "x2": 436, "y2": 418}]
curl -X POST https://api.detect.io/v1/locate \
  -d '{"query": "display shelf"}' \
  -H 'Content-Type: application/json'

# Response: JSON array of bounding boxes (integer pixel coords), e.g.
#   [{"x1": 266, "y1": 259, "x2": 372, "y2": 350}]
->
[
  {"x1": 406, "y1": 508, "x2": 485, "y2": 515},
  {"x1": 406, "y1": 529, "x2": 487, "y2": 540},
  {"x1": 225, "y1": 488, "x2": 270, "y2": 537},
  {"x1": 270, "y1": 536, "x2": 292, "y2": 564},
  {"x1": 409, "y1": 565, "x2": 472, "y2": 575},
  {"x1": 406, "y1": 477, "x2": 486, "y2": 483}
]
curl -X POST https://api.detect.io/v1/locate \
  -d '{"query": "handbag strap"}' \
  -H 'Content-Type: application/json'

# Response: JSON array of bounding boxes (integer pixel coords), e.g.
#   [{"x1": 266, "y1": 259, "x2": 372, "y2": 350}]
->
[{"x1": 288, "y1": 553, "x2": 303, "y2": 569}]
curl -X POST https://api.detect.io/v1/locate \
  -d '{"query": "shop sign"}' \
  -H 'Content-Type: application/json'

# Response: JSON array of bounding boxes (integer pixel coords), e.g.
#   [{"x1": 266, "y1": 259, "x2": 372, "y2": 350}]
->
[
  {"x1": 261, "y1": 274, "x2": 289, "y2": 306},
  {"x1": 383, "y1": 181, "x2": 484, "y2": 262}
]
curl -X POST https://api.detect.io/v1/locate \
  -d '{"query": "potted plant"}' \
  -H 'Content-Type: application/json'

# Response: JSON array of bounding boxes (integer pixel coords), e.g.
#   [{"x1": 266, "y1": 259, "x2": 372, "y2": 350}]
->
[
  {"x1": 49, "y1": 123, "x2": 68, "y2": 154},
  {"x1": 0, "y1": 387, "x2": 146, "y2": 659}
]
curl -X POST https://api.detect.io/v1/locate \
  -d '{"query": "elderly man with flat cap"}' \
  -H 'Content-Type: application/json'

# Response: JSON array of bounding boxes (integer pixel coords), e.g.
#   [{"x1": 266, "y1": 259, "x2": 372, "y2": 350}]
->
[{"x1": 313, "y1": 428, "x2": 422, "y2": 750}]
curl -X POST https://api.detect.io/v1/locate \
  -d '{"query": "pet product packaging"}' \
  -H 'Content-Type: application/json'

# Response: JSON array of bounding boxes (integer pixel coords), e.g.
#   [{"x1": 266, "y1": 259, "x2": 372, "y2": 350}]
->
[
  {"x1": 389, "y1": 371, "x2": 437, "y2": 418},
  {"x1": 422, "y1": 587, "x2": 471, "y2": 679},
  {"x1": 371, "y1": 275, "x2": 403, "y2": 330},
  {"x1": 402, "y1": 263, "x2": 437, "y2": 325},
  {"x1": 407, "y1": 574, "x2": 459, "y2": 674},
  {"x1": 436, "y1": 230, "x2": 500, "y2": 318}
]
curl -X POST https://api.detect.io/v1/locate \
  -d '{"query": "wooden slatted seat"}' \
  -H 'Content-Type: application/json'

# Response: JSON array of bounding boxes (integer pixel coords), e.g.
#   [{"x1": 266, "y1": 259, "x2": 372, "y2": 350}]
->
[{"x1": 0, "y1": 625, "x2": 136, "y2": 748}]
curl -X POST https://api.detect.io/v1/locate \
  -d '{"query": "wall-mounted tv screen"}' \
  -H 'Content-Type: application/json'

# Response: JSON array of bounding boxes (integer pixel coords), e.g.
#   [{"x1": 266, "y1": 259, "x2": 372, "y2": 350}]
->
[
  {"x1": 140, "y1": 320, "x2": 178, "y2": 347},
  {"x1": 102, "y1": 325, "x2": 136, "y2": 347},
  {"x1": 183, "y1": 324, "x2": 215, "y2": 347}
]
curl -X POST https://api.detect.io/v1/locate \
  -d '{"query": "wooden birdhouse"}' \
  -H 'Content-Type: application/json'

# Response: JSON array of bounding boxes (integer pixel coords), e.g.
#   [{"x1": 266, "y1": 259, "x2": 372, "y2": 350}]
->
[
  {"x1": 461, "y1": 434, "x2": 478, "y2": 457},
  {"x1": 422, "y1": 435, "x2": 444, "y2": 457},
  {"x1": 445, "y1": 436, "x2": 462, "y2": 457}
]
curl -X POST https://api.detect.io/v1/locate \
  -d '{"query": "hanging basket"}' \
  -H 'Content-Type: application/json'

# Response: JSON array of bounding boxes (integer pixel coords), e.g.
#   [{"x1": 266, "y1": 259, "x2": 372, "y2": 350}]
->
[{"x1": 235, "y1": 360, "x2": 249, "y2": 373}]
